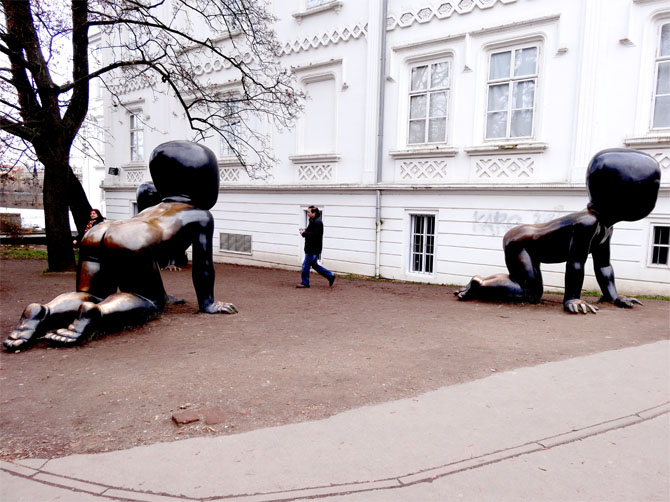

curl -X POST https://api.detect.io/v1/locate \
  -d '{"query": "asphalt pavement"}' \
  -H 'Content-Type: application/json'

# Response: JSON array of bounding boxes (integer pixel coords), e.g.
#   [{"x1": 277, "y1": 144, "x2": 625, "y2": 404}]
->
[{"x1": 1, "y1": 340, "x2": 669, "y2": 502}]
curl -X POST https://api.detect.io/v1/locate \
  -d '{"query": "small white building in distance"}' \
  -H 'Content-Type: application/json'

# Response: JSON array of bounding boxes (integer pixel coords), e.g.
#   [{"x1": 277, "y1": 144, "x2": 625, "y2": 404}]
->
[{"x1": 100, "y1": 0, "x2": 670, "y2": 296}]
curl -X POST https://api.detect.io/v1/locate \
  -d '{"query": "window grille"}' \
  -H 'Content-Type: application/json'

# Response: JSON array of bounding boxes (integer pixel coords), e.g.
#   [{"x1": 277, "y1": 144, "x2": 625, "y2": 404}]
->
[
  {"x1": 220, "y1": 232, "x2": 252, "y2": 254},
  {"x1": 485, "y1": 45, "x2": 538, "y2": 139},
  {"x1": 411, "y1": 214, "x2": 435, "y2": 274},
  {"x1": 652, "y1": 23, "x2": 670, "y2": 129},
  {"x1": 651, "y1": 225, "x2": 669, "y2": 265},
  {"x1": 408, "y1": 61, "x2": 450, "y2": 144}
]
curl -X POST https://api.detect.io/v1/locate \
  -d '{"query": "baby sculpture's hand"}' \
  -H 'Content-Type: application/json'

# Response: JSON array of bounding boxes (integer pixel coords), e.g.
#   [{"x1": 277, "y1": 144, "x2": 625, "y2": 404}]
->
[
  {"x1": 564, "y1": 299, "x2": 598, "y2": 314},
  {"x1": 611, "y1": 295, "x2": 643, "y2": 309},
  {"x1": 201, "y1": 301, "x2": 238, "y2": 314}
]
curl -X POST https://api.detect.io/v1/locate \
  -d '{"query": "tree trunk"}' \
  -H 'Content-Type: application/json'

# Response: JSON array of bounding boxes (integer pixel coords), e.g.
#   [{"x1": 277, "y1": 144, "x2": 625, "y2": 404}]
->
[
  {"x1": 68, "y1": 167, "x2": 93, "y2": 237},
  {"x1": 42, "y1": 158, "x2": 76, "y2": 272}
]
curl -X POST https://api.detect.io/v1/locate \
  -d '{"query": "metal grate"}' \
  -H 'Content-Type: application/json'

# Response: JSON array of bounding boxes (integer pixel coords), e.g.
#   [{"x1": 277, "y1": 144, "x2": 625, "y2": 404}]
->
[{"x1": 220, "y1": 232, "x2": 252, "y2": 254}]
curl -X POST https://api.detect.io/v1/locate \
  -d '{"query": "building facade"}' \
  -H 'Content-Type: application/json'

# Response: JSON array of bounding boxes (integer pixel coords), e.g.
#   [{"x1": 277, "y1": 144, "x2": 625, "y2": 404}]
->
[{"x1": 101, "y1": 0, "x2": 670, "y2": 296}]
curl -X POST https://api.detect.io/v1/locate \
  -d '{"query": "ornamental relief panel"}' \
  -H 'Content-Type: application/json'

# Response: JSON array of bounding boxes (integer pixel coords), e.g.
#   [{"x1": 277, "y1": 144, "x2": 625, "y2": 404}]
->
[
  {"x1": 297, "y1": 164, "x2": 334, "y2": 183},
  {"x1": 650, "y1": 150, "x2": 670, "y2": 180},
  {"x1": 397, "y1": 159, "x2": 448, "y2": 182},
  {"x1": 122, "y1": 168, "x2": 148, "y2": 185},
  {"x1": 473, "y1": 156, "x2": 535, "y2": 180},
  {"x1": 219, "y1": 167, "x2": 241, "y2": 184}
]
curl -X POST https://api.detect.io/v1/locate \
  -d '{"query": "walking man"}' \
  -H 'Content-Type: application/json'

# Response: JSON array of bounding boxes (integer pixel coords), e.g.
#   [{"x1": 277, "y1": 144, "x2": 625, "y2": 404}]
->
[{"x1": 297, "y1": 205, "x2": 335, "y2": 288}]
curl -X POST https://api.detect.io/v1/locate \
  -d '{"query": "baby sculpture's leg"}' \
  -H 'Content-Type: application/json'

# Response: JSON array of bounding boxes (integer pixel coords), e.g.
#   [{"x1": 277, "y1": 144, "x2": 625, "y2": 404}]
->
[
  {"x1": 45, "y1": 292, "x2": 161, "y2": 345},
  {"x1": 455, "y1": 240, "x2": 541, "y2": 302},
  {"x1": 3, "y1": 292, "x2": 102, "y2": 351}
]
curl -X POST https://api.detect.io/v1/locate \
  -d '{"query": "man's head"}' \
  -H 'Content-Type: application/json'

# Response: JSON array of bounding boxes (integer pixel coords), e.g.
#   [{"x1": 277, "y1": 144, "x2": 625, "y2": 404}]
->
[
  {"x1": 308, "y1": 205, "x2": 320, "y2": 219},
  {"x1": 586, "y1": 149, "x2": 661, "y2": 225},
  {"x1": 149, "y1": 141, "x2": 220, "y2": 210}
]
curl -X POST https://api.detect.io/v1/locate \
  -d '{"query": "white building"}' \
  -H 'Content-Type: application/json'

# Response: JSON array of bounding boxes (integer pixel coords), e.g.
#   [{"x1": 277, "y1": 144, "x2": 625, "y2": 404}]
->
[
  {"x1": 101, "y1": 0, "x2": 670, "y2": 296},
  {"x1": 72, "y1": 29, "x2": 107, "y2": 214}
]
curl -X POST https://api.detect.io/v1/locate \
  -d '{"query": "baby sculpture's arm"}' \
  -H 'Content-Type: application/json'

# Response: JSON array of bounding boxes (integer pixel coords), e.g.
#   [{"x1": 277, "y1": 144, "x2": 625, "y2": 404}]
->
[
  {"x1": 189, "y1": 210, "x2": 237, "y2": 315},
  {"x1": 592, "y1": 235, "x2": 642, "y2": 309},
  {"x1": 563, "y1": 215, "x2": 599, "y2": 314}
]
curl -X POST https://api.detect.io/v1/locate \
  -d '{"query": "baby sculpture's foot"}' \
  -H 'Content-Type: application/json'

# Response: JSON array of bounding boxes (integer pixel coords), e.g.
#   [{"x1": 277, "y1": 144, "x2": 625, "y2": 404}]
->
[
  {"x1": 44, "y1": 309, "x2": 99, "y2": 346},
  {"x1": 3, "y1": 304, "x2": 47, "y2": 351},
  {"x1": 44, "y1": 327, "x2": 84, "y2": 345},
  {"x1": 454, "y1": 276, "x2": 483, "y2": 301}
]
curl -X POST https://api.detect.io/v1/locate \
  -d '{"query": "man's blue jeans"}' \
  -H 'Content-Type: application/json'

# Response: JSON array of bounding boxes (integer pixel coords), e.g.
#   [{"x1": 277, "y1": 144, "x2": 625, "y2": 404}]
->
[{"x1": 301, "y1": 254, "x2": 334, "y2": 286}]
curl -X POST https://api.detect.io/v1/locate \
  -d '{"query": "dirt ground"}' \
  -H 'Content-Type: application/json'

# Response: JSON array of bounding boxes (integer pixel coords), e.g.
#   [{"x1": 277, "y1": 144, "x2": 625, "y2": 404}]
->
[{"x1": 0, "y1": 257, "x2": 668, "y2": 461}]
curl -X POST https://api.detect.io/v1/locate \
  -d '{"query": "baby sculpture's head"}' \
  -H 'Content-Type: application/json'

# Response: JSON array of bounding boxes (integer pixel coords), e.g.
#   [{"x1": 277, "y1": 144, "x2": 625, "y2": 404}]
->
[
  {"x1": 149, "y1": 141, "x2": 220, "y2": 210},
  {"x1": 586, "y1": 149, "x2": 661, "y2": 226},
  {"x1": 135, "y1": 182, "x2": 161, "y2": 213}
]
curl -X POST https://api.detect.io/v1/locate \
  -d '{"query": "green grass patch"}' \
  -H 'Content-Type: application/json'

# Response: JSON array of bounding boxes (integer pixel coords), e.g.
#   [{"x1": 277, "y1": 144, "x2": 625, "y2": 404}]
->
[{"x1": 0, "y1": 245, "x2": 48, "y2": 260}]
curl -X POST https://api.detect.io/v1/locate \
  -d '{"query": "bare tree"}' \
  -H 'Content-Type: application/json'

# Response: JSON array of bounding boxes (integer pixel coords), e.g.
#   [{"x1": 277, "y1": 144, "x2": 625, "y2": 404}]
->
[{"x1": 1, "y1": 0, "x2": 302, "y2": 271}]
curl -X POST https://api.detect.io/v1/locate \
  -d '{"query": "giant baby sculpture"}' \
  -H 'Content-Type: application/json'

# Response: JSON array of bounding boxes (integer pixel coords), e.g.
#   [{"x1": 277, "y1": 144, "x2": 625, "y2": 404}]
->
[
  {"x1": 4, "y1": 141, "x2": 237, "y2": 351},
  {"x1": 455, "y1": 149, "x2": 661, "y2": 314}
]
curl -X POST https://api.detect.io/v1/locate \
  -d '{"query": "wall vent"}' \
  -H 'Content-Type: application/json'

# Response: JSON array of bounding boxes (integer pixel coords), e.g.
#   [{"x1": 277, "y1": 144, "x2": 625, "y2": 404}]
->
[{"x1": 220, "y1": 232, "x2": 252, "y2": 254}]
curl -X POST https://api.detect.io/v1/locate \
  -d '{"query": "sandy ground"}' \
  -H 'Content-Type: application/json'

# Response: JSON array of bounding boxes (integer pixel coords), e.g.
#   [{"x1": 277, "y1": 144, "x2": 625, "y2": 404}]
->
[{"x1": 0, "y1": 257, "x2": 668, "y2": 460}]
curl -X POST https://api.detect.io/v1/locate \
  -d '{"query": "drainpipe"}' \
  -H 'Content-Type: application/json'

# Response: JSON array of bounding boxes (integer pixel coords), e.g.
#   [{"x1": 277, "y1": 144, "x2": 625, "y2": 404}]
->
[{"x1": 374, "y1": 0, "x2": 388, "y2": 278}]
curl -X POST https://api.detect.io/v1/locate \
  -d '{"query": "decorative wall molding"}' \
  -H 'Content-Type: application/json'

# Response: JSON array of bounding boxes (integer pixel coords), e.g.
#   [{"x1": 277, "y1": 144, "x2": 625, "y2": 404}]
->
[
  {"x1": 297, "y1": 164, "x2": 334, "y2": 182},
  {"x1": 193, "y1": 52, "x2": 253, "y2": 76},
  {"x1": 292, "y1": 1, "x2": 343, "y2": 23},
  {"x1": 289, "y1": 153, "x2": 341, "y2": 163},
  {"x1": 386, "y1": 0, "x2": 517, "y2": 32},
  {"x1": 474, "y1": 156, "x2": 535, "y2": 179},
  {"x1": 280, "y1": 0, "x2": 518, "y2": 56},
  {"x1": 389, "y1": 146, "x2": 458, "y2": 159},
  {"x1": 398, "y1": 159, "x2": 449, "y2": 181},
  {"x1": 281, "y1": 23, "x2": 367, "y2": 56},
  {"x1": 465, "y1": 142, "x2": 548, "y2": 155},
  {"x1": 111, "y1": 75, "x2": 156, "y2": 96}
]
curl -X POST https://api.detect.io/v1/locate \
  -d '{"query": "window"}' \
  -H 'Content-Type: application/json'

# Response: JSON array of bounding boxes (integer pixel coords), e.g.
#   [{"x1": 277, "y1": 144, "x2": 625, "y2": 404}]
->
[
  {"x1": 408, "y1": 61, "x2": 450, "y2": 144},
  {"x1": 307, "y1": 0, "x2": 329, "y2": 7},
  {"x1": 410, "y1": 214, "x2": 435, "y2": 274},
  {"x1": 302, "y1": 77, "x2": 336, "y2": 153},
  {"x1": 651, "y1": 225, "x2": 669, "y2": 265},
  {"x1": 485, "y1": 45, "x2": 538, "y2": 140},
  {"x1": 220, "y1": 98, "x2": 240, "y2": 157},
  {"x1": 129, "y1": 112, "x2": 144, "y2": 162},
  {"x1": 652, "y1": 23, "x2": 670, "y2": 129}
]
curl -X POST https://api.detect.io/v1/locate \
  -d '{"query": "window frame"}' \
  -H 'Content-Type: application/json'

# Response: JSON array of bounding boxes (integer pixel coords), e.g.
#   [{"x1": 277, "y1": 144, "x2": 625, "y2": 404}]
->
[
  {"x1": 649, "y1": 224, "x2": 670, "y2": 267},
  {"x1": 651, "y1": 22, "x2": 670, "y2": 130},
  {"x1": 407, "y1": 59, "x2": 452, "y2": 146},
  {"x1": 409, "y1": 213, "x2": 437, "y2": 275},
  {"x1": 484, "y1": 42, "x2": 540, "y2": 141},
  {"x1": 129, "y1": 111, "x2": 144, "y2": 162}
]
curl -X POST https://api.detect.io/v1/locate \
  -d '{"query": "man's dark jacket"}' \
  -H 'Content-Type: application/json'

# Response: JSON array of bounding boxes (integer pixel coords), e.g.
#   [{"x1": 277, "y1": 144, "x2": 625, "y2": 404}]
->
[{"x1": 303, "y1": 216, "x2": 324, "y2": 255}]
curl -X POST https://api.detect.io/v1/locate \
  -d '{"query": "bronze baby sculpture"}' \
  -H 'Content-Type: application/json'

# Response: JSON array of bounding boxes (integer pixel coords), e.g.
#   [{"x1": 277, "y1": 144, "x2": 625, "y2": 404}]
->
[
  {"x1": 4, "y1": 140, "x2": 237, "y2": 351},
  {"x1": 455, "y1": 149, "x2": 661, "y2": 314}
]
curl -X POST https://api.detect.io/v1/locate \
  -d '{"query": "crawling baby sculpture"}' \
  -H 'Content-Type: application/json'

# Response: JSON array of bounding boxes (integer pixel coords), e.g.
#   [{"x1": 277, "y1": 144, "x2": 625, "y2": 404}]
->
[
  {"x1": 455, "y1": 149, "x2": 661, "y2": 314},
  {"x1": 4, "y1": 140, "x2": 237, "y2": 351}
]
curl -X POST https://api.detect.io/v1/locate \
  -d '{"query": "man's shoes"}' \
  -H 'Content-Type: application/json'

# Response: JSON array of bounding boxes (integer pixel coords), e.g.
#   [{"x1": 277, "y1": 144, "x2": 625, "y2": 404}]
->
[
  {"x1": 296, "y1": 284, "x2": 310, "y2": 288},
  {"x1": 328, "y1": 275, "x2": 336, "y2": 287}
]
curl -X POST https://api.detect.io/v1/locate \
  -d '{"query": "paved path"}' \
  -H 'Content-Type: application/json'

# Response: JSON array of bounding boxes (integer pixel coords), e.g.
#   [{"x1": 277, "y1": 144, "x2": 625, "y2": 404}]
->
[{"x1": 2, "y1": 341, "x2": 669, "y2": 502}]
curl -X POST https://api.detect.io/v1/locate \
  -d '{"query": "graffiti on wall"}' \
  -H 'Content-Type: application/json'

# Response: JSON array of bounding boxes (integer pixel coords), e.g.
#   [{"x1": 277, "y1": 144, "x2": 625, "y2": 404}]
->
[{"x1": 473, "y1": 209, "x2": 566, "y2": 236}]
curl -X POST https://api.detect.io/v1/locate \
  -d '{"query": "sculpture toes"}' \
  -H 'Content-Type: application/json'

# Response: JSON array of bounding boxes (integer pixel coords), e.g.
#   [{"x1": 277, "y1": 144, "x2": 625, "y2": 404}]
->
[
  {"x1": 44, "y1": 329, "x2": 82, "y2": 345},
  {"x1": 3, "y1": 336, "x2": 29, "y2": 351},
  {"x1": 630, "y1": 298, "x2": 643, "y2": 305}
]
